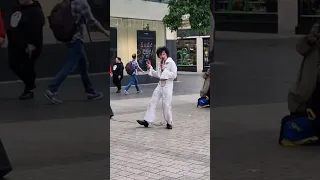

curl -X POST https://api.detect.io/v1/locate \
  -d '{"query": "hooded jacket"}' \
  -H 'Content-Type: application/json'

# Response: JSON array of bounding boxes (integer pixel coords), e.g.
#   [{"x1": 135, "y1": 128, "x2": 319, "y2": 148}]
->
[
  {"x1": 112, "y1": 62, "x2": 124, "y2": 77},
  {"x1": 6, "y1": 1, "x2": 44, "y2": 51},
  {"x1": 288, "y1": 21, "x2": 320, "y2": 114}
]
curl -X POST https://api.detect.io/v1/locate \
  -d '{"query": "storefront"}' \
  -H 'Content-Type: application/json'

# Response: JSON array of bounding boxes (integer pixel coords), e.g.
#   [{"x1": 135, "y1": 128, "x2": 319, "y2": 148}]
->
[
  {"x1": 110, "y1": 17, "x2": 166, "y2": 72},
  {"x1": 176, "y1": 36, "x2": 210, "y2": 72},
  {"x1": 177, "y1": 38, "x2": 197, "y2": 72},
  {"x1": 296, "y1": 0, "x2": 320, "y2": 34},
  {"x1": 214, "y1": 0, "x2": 278, "y2": 33}
]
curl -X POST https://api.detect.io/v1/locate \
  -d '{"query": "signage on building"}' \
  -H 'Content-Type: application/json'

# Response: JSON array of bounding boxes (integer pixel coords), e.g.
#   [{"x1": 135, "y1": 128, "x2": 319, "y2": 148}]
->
[{"x1": 137, "y1": 30, "x2": 156, "y2": 71}]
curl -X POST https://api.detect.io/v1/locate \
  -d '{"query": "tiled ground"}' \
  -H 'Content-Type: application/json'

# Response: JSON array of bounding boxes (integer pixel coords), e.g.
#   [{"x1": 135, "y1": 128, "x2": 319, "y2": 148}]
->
[{"x1": 110, "y1": 94, "x2": 210, "y2": 180}]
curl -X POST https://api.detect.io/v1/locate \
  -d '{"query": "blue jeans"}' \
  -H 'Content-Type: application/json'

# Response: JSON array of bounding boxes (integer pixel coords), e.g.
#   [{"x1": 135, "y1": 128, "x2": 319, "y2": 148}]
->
[
  {"x1": 125, "y1": 74, "x2": 140, "y2": 91},
  {"x1": 48, "y1": 40, "x2": 95, "y2": 94}
]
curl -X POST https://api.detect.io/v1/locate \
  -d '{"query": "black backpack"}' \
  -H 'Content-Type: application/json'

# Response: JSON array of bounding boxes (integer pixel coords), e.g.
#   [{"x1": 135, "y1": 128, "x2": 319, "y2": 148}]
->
[
  {"x1": 48, "y1": 0, "x2": 77, "y2": 43},
  {"x1": 125, "y1": 61, "x2": 134, "y2": 75}
]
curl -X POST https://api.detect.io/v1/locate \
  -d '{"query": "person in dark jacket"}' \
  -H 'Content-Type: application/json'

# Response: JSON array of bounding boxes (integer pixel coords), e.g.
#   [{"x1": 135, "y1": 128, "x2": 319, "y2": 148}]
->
[
  {"x1": 112, "y1": 57, "x2": 124, "y2": 93},
  {"x1": 6, "y1": 0, "x2": 45, "y2": 100}
]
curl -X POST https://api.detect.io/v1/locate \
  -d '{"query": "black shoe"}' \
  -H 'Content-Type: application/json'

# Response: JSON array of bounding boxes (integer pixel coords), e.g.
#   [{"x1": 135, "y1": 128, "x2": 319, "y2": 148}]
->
[
  {"x1": 116, "y1": 90, "x2": 121, "y2": 93},
  {"x1": 110, "y1": 114, "x2": 114, "y2": 119},
  {"x1": 137, "y1": 120, "x2": 149, "y2": 127},
  {"x1": 166, "y1": 123, "x2": 172, "y2": 129},
  {"x1": 19, "y1": 91, "x2": 34, "y2": 100}
]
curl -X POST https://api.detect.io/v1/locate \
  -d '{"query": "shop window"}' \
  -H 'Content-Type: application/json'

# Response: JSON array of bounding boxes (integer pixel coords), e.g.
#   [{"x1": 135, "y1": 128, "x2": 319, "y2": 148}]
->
[
  {"x1": 110, "y1": 17, "x2": 166, "y2": 70},
  {"x1": 300, "y1": 0, "x2": 320, "y2": 15},
  {"x1": 215, "y1": 0, "x2": 278, "y2": 13},
  {"x1": 177, "y1": 39, "x2": 197, "y2": 67},
  {"x1": 203, "y1": 38, "x2": 210, "y2": 67}
]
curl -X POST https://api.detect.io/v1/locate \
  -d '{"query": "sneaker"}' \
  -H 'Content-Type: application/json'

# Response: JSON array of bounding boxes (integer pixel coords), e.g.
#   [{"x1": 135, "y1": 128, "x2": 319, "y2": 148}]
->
[
  {"x1": 116, "y1": 90, "x2": 121, "y2": 93},
  {"x1": 137, "y1": 90, "x2": 142, "y2": 94},
  {"x1": 123, "y1": 90, "x2": 129, "y2": 95},
  {"x1": 19, "y1": 91, "x2": 34, "y2": 100},
  {"x1": 166, "y1": 123, "x2": 172, "y2": 129},
  {"x1": 87, "y1": 92, "x2": 104, "y2": 100},
  {"x1": 44, "y1": 90, "x2": 63, "y2": 104}
]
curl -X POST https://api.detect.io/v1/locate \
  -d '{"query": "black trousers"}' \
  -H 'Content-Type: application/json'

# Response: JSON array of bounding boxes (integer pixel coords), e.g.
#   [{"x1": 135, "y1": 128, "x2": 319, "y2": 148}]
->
[
  {"x1": 113, "y1": 75, "x2": 123, "y2": 91},
  {"x1": 8, "y1": 48, "x2": 40, "y2": 91}
]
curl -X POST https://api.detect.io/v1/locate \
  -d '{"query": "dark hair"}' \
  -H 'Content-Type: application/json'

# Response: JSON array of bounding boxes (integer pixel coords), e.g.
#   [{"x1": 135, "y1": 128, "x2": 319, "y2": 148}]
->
[
  {"x1": 116, "y1": 57, "x2": 121, "y2": 61},
  {"x1": 156, "y1": 46, "x2": 169, "y2": 58},
  {"x1": 132, "y1": 54, "x2": 136, "y2": 59}
]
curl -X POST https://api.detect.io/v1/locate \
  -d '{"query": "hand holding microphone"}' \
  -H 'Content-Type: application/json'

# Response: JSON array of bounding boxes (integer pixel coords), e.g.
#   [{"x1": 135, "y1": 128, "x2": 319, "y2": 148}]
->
[{"x1": 160, "y1": 60, "x2": 166, "y2": 71}]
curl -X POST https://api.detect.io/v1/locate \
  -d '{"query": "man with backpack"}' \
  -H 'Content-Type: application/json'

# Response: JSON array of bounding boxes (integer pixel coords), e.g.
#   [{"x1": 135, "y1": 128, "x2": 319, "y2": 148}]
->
[
  {"x1": 44, "y1": 0, "x2": 109, "y2": 104},
  {"x1": 6, "y1": 0, "x2": 45, "y2": 100},
  {"x1": 124, "y1": 53, "x2": 144, "y2": 95}
]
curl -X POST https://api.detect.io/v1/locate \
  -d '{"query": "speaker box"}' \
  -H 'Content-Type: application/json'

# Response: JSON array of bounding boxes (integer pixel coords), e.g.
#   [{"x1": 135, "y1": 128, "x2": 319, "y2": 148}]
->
[{"x1": 0, "y1": 139, "x2": 12, "y2": 178}]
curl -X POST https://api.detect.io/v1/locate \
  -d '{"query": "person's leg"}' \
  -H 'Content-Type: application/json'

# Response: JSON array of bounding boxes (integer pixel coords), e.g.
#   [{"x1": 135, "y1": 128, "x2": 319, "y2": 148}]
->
[
  {"x1": 124, "y1": 75, "x2": 134, "y2": 94},
  {"x1": 44, "y1": 40, "x2": 82, "y2": 103},
  {"x1": 161, "y1": 83, "x2": 173, "y2": 129},
  {"x1": 8, "y1": 49, "x2": 26, "y2": 83},
  {"x1": 115, "y1": 77, "x2": 121, "y2": 92},
  {"x1": 18, "y1": 55, "x2": 37, "y2": 100},
  {"x1": 137, "y1": 85, "x2": 162, "y2": 127},
  {"x1": 76, "y1": 43, "x2": 103, "y2": 100},
  {"x1": 133, "y1": 75, "x2": 141, "y2": 92},
  {"x1": 8, "y1": 49, "x2": 31, "y2": 98}
]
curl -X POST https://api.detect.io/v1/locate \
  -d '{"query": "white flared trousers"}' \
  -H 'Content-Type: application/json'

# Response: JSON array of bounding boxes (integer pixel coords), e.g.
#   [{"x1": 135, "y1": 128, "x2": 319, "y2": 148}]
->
[{"x1": 144, "y1": 81, "x2": 173, "y2": 125}]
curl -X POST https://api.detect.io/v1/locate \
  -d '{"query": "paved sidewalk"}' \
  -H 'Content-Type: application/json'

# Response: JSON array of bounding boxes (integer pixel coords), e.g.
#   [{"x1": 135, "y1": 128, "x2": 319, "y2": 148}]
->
[
  {"x1": 212, "y1": 103, "x2": 320, "y2": 180},
  {"x1": 110, "y1": 94, "x2": 210, "y2": 180},
  {"x1": 211, "y1": 38, "x2": 320, "y2": 179}
]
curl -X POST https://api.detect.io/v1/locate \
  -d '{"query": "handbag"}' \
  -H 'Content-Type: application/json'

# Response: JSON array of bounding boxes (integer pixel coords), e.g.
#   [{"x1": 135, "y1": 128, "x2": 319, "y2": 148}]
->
[{"x1": 296, "y1": 36, "x2": 314, "y2": 57}]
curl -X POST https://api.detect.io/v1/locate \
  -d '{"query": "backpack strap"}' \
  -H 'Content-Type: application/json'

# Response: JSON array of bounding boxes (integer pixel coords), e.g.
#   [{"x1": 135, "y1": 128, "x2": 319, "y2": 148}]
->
[{"x1": 84, "y1": 20, "x2": 92, "y2": 43}]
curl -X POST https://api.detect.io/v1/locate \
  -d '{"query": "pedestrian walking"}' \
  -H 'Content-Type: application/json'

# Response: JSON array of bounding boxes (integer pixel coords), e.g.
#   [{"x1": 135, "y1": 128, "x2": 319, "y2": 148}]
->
[
  {"x1": 0, "y1": 9, "x2": 5, "y2": 48},
  {"x1": 137, "y1": 46, "x2": 177, "y2": 129},
  {"x1": 123, "y1": 53, "x2": 144, "y2": 95},
  {"x1": 44, "y1": 0, "x2": 109, "y2": 104},
  {"x1": 112, "y1": 57, "x2": 124, "y2": 93},
  {"x1": 6, "y1": 0, "x2": 45, "y2": 100}
]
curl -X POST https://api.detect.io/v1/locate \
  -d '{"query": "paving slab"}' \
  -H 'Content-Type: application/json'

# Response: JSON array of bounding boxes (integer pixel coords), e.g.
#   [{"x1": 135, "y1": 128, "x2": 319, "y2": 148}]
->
[
  {"x1": 212, "y1": 103, "x2": 320, "y2": 180},
  {"x1": 110, "y1": 94, "x2": 210, "y2": 180}
]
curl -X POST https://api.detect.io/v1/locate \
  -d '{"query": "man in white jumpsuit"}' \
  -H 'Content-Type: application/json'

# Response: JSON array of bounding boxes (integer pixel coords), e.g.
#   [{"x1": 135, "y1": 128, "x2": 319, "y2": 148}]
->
[{"x1": 137, "y1": 46, "x2": 177, "y2": 129}]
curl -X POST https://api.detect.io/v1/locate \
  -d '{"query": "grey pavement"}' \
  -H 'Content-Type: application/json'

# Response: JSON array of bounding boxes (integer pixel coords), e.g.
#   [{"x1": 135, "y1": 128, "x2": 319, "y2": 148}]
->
[
  {"x1": 110, "y1": 75, "x2": 210, "y2": 180},
  {"x1": 211, "y1": 38, "x2": 320, "y2": 179},
  {"x1": 110, "y1": 74, "x2": 204, "y2": 100},
  {"x1": 0, "y1": 75, "x2": 109, "y2": 180}
]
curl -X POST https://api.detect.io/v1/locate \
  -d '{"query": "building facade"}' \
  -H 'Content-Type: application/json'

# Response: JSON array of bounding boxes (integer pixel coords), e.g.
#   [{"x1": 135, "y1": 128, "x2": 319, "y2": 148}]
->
[
  {"x1": 112, "y1": 0, "x2": 211, "y2": 73},
  {"x1": 110, "y1": 0, "x2": 168, "y2": 71},
  {"x1": 214, "y1": 0, "x2": 320, "y2": 35}
]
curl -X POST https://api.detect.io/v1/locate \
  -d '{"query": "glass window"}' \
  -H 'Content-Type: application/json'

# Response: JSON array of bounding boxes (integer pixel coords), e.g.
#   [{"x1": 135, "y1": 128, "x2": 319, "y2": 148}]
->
[
  {"x1": 215, "y1": 0, "x2": 278, "y2": 13},
  {"x1": 177, "y1": 39, "x2": 197, "y2": 67},
  {"x1": 110, "y1": 17, "x2": 166, "y2": 72},
  {"x1": 203, "y1": 38, "x2": 210, "y2": 67},
  {"x1": 300, "y1": 0, "x2": 320, "y2": 15}
]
